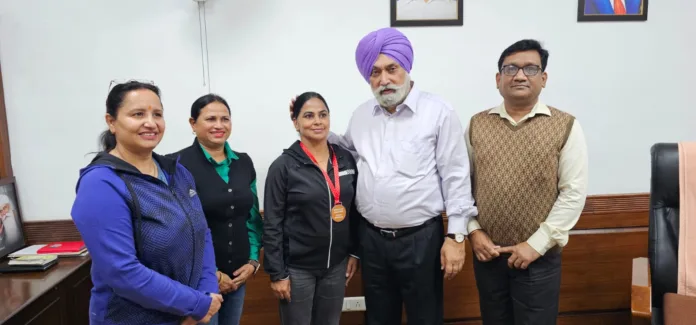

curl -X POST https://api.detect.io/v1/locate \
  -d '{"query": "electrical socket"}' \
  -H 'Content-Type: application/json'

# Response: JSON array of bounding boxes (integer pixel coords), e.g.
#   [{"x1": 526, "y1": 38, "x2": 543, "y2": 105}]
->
[{"x1": 342, "y1": 296, "x2": 366, "y2": 312}]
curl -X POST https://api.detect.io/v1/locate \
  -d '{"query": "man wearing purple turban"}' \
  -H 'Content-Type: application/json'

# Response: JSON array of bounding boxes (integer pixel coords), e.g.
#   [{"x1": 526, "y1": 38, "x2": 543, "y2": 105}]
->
[{"x1": 316, "y1": 27, "x2": 476, "y2": 324}]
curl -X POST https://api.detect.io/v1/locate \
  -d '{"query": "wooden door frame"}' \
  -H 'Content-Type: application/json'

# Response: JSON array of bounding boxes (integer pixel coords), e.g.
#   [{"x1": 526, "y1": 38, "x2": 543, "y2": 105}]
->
[{"x1": 0, "y1": 63, "x2": 12, "y2": 178}]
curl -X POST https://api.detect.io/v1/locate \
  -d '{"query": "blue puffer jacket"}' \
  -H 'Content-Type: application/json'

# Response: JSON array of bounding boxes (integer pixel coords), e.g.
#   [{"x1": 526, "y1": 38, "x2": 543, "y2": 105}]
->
[{"x1": 71, "y1": 152, "x2": 218, "y2": 325}]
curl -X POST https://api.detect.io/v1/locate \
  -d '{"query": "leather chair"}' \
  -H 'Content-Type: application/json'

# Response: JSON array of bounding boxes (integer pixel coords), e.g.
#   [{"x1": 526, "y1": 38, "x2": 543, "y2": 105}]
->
[{"x1": 632, "y1": 143, "x2": 696, "y2": 325}]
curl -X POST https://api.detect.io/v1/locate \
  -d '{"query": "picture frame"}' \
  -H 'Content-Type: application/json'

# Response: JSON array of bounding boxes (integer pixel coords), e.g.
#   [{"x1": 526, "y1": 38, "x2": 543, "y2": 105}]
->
[
  {"x1": 391, "y1": 0, "x2": 463, "y2": 27},
  {"x1": 577, "y1": 0, "x2": 648, "y2": 22},
  {"x1": 0, "y1": 177, "x2": 27, "y2": 260}
]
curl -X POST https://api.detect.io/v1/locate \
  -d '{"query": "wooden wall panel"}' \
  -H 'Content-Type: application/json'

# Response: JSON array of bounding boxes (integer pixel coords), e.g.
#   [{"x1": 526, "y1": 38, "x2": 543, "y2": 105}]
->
[
  {"x1": 21, "y1": 193, "x2": 650, "y2": 324},
  {"x1": 241, "y1": 203, "x2": 649, "y2": 324},
  {"x1": 0, "y1": 63, "x2": 12, "y2": 179},
  {"x1": 448, "y1": 311, "x2": 631, "y2": 324},
  {"x1": 23, "y1": 220, "x2": 82, "y2": 245},
  {"x1": 574, "y1": 194, "x2": 649, "y2": 229}
]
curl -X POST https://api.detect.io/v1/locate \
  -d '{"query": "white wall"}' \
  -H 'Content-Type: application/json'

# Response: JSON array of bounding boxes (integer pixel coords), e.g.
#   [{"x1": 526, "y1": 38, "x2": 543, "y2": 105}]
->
[{"x1": 0, "y1": 0, "x2": 694, "y2": 221}]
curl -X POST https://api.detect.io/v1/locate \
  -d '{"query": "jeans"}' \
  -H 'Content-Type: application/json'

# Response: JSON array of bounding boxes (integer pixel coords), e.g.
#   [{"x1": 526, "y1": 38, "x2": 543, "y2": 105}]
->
[
  {"x1": 278, "y1": 258, "x2": 347, "y2": 325},
  {"x1": 207, "y1": 284, "x2": 246, "y2": 325}
]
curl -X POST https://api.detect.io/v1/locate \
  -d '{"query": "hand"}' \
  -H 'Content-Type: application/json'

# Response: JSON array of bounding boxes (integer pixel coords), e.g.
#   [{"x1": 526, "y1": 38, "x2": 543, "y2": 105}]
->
[
  {"x1": 180, "y1": 317, "x2": 197, "y2": 325},
  {"x1": 345, "y1": 256, "x2": 360, "y2": 286},
  {"x1": 496, "y1": 242, "x2": 542, "y2": 269},
  {"x1": 198, "y1": 293, "x2": 223, "y2": 324},
  {"x1": 270, "y1": 279, "x2": 292, "y2": 301},
  {"x1": 440, "y1": 237, "x2": 466, "y2": 280},
  {"x1": 218, "y1": 272, "x2": 237, "y2": 294},
  {"x1": 231, "y1": 264, "x2": 255, "y2": 288},
  {"x1": 469, "y1": 230, "x2": 500, "y2": 262}
]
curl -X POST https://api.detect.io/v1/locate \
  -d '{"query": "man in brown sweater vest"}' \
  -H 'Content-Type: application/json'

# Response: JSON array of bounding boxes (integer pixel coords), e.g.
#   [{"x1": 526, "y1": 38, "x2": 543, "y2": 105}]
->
[{"x1": 464, "y1": 40, "x2": 589, "y2": 325}]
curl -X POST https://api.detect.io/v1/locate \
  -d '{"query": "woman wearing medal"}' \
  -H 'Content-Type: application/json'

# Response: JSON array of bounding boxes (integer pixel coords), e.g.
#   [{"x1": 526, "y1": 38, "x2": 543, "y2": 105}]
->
[{"x1": 263, "y1": 91, "x2": 360, "y2": 325}]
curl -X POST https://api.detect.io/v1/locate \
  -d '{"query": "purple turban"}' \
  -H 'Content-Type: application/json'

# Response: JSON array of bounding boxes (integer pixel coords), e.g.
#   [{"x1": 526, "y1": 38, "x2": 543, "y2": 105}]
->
[{"x1": 355, "y1": 28, "x2": 414, "y2": 83}]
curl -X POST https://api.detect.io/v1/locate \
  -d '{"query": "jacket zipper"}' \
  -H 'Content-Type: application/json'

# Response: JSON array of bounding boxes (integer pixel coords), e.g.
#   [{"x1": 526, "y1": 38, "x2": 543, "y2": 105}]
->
[
  {"x1": 326, "y1": 180, "x2": 333, "y2": 269},
  {"x1": 168, "y1": 182, "x2": 197, "y2": 286},
  {"x1": 305, "y1": 158, "x2": 335, "y2": 269}
]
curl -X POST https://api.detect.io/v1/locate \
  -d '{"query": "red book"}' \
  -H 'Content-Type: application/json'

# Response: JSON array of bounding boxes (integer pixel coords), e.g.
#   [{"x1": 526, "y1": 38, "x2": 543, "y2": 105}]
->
[{"x1": 37, "y1": 241, "x2": 86, "y2": 254}]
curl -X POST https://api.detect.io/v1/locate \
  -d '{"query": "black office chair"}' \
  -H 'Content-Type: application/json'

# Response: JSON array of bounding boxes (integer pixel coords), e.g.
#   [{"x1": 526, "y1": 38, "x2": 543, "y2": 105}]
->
[{"x1": 632, "y1": 143, "x2": 694, "y2": 325}]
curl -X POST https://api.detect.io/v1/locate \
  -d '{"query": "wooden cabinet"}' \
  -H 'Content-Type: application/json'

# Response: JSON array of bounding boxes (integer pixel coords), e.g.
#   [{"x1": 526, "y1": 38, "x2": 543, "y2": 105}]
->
[{"x1": 0, "y1": 257, "x2": 92, "y2": 325}]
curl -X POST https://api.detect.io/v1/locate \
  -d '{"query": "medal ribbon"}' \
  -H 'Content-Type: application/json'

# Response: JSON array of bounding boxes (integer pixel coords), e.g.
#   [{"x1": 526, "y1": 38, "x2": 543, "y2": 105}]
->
[{"x1": 300, "y1": 143, "x2": 341, "y2": 206}]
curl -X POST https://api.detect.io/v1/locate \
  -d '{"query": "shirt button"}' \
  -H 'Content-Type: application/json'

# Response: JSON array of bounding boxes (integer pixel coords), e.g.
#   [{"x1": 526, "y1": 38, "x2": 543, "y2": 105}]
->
[
  {"x1": 228, "y1": 189, "x2": 232, "y2": 193},
  {"x1": 228, "y1": 260, "x2": 232, "y2": 264},
  {"x1": 228, "y1": 241, "x2": 232, "y2": 246},
  {"x1": 228, "y1": 223, "x2": 233, "y2": 227},
  {"x1": 230, "y1": 205, "x2": 235, "y2": 210}
]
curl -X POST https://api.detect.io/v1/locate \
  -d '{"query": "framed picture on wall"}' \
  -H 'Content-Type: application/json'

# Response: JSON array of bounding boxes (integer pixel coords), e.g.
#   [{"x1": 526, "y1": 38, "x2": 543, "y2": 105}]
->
[
  {"x1": 578, "y1": 0, "x2": 648, "y2": 22},
  {"x1": 0, "y1": 177, "x2": 26, "y2": 259},
  {"x1": 391, "y1": 0, "x2": 463, "y2": 27}
]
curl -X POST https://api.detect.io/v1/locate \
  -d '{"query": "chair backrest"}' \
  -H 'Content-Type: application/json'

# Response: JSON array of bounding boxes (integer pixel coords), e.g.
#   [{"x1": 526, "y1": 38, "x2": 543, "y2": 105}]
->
[{"x1": 649, "y1": 143, "x2": 680, "y2": 323}]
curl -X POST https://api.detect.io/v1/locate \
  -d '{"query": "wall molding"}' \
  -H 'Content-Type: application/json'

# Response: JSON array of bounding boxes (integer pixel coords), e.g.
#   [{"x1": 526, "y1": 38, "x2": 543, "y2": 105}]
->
[{"x1": 21, "y1": 193, "x2": 650, "y2": 244}]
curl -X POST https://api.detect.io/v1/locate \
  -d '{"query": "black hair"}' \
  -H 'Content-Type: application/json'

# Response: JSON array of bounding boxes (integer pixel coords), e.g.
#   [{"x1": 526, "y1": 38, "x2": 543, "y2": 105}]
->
[
  {"x1": 497, "y1": 39, "x2": 549, "y2": 72},
  {"x1": 190, "y1": 93, "x2": 231, "y2": 121},
  {"x1": 291, "y1": 92, "x2": 330, "y2": 119},
  {"x1": 99, "y1": 80, "x2": 161, "y2": 152}
]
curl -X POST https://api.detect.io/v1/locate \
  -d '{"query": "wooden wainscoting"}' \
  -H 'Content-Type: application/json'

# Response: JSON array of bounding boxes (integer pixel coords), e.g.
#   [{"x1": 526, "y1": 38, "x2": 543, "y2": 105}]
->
[
  {"x1": 22, "y1": 193, "x2": 649, "y2": 324},
  {"x1": 244, "y1": 193, "x2": 650, "y2": 324}
]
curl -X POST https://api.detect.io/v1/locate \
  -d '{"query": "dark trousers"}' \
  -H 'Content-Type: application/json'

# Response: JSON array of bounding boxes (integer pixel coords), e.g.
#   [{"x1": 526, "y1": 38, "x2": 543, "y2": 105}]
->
[
  {"x1": 278, "y1": 258, "x2": 347, "y2": 325},
  {"x1": 360, "y1": 217, "x2": 444, "y2": 325},
  {"x1": 472, "y1": 250, "x2": 562, "y2": 325}
]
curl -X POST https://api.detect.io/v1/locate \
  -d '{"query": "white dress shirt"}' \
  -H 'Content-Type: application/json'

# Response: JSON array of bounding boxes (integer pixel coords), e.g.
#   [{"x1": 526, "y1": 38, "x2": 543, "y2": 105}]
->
[
  {"x1": 329, "y1": 84, "x2": 478, "y2": 234},
  {"x1": 465, "y1": 102, "x2": 589, "y2": 255}
]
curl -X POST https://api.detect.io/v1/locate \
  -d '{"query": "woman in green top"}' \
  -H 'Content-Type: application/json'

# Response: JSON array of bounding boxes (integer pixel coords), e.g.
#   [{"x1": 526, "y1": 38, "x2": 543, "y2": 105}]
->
[{"x1": 168, "y1": 94, "x2": 262, "y2": 325}]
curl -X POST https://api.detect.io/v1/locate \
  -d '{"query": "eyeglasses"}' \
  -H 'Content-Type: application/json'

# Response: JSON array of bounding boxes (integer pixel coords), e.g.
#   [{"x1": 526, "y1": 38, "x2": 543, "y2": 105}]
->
[
  {"x1": 107, "y1": 79, "x2": 155, "y2": 93},
  {"x1": 500, "y1": 65, "x2": 542, "y2": 77}
]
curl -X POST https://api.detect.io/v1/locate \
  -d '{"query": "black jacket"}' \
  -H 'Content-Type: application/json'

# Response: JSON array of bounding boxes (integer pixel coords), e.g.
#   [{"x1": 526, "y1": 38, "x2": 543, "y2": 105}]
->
[
  {"x1": 167, "y1": 139, "x2": 256, "y2": 277},
  {"x1": 263, "y1": 141, "x2": 360, "y2": 281}
]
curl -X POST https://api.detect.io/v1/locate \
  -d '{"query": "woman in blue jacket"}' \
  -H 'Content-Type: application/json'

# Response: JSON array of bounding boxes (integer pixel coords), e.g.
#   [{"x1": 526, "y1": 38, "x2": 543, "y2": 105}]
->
[{"x1": 71, "y1": 80, "x2": 222, "y2": 325}]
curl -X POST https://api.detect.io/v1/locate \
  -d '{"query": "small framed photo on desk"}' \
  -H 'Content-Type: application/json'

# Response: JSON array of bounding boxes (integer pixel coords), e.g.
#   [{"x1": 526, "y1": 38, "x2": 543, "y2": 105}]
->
[{"x1": 0, "y1": 177, "x2": 26, "y2": 260}]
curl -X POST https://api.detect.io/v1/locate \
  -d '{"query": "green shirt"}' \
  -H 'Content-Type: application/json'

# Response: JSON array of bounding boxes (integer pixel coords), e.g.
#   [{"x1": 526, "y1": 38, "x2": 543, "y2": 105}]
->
[{"x1": 200, "y1": 142, "x2": 263, "y2": 262}]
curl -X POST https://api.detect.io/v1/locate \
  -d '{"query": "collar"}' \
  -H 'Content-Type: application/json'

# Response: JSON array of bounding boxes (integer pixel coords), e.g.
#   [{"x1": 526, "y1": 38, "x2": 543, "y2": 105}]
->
[
  {"x1": 199, "y1": 141, "x2": 238, "y2": 166},
  {"x1": 488, "y1": 101, "x2": 551, "y2": 119},
  {"x1": 372, "y1": 83, "x2": 420, "y2": 116}
]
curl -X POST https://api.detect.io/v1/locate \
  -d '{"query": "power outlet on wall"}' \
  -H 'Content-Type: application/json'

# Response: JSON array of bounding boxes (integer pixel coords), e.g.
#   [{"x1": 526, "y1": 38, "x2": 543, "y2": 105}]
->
[{"x1": 342, "y1": 296, "x2": 367, "y2": 312}]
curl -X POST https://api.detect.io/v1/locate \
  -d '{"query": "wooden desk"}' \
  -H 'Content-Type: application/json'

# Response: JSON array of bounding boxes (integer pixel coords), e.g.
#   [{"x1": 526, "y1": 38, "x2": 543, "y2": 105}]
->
[{"x1": 0, "y1": 256, "x2": 92, "y2": 325}]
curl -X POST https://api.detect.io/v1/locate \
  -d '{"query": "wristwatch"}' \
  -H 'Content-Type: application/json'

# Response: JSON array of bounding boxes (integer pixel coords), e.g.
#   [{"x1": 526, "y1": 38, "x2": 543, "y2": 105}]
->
[
  {"x1": 248, "y1": 259, "x2": 260, "y2": 274},
  {"x1": 446, "y1": 233, "x2": 467, "y2": 243}
]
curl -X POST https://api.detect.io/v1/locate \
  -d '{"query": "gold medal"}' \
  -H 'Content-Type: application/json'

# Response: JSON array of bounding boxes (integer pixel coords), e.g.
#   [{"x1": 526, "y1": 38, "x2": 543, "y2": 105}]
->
[{"x1": 331, "y1": 204, "x2": 346, "y2": 222}]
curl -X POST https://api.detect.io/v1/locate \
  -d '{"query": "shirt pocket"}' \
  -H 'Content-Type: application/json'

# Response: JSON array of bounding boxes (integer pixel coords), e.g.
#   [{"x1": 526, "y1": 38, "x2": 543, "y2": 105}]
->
[{"x1": 396, "y1": 139, "x2": 426, "y2": 177}]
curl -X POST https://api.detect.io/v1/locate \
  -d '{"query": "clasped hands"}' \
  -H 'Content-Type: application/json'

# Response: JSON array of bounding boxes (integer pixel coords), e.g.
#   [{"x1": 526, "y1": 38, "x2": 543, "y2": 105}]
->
[
  {"x1": 218, "y1": 264, "x2": 255, "y2": 294},
  {"x1": 181, "y1": 293, "x2": 223, "y2": 325},
  {"x1": 469, "y1": 230, "x2": 541, "y2": 269},
  {"x1": 182, "y1": 265, "x2": 255, "y2": 324}
]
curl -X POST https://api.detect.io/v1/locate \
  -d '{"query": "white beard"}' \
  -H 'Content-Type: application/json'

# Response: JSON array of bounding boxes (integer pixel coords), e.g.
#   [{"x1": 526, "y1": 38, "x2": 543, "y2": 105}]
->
[{"x1": 373, "y1": 74, "x2": 412, "y2": 108}]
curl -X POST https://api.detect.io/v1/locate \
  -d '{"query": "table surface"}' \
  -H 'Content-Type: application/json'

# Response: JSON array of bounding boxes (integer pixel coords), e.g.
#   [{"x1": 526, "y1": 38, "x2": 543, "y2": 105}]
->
[{"x1": 0, "y1": 256, "x2": 91, "y2": 323}]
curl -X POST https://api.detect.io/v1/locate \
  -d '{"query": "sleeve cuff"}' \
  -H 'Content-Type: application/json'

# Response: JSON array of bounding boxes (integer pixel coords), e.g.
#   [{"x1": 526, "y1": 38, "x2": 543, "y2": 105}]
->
[
  {"x1": 526, "y1": 228, "x2": 557, "y2": 256},
  {"x1": 192, "y1": 293, "x2": 212, "y2": 321},
  {"x1": 467, "y1": 218, "x2": 482, "y2": 234},
  {"x1": 349, "y1": 254, "x2": 360, "y2": 260},
  {"x1": 446, "y1": 214, "x2": 469, "y2": 235}
]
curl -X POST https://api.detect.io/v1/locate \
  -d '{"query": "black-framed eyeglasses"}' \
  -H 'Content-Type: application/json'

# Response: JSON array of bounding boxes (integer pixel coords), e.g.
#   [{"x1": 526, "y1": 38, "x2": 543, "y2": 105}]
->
[{"x1": 501, "y1": 65, "x2": 542, "y2": 77}]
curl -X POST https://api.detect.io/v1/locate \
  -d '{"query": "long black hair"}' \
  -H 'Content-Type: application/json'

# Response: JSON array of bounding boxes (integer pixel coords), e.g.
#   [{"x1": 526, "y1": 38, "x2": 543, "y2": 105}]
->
[{"x1": 99, "y1": 81, "x2": 161, "y2": 152}]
